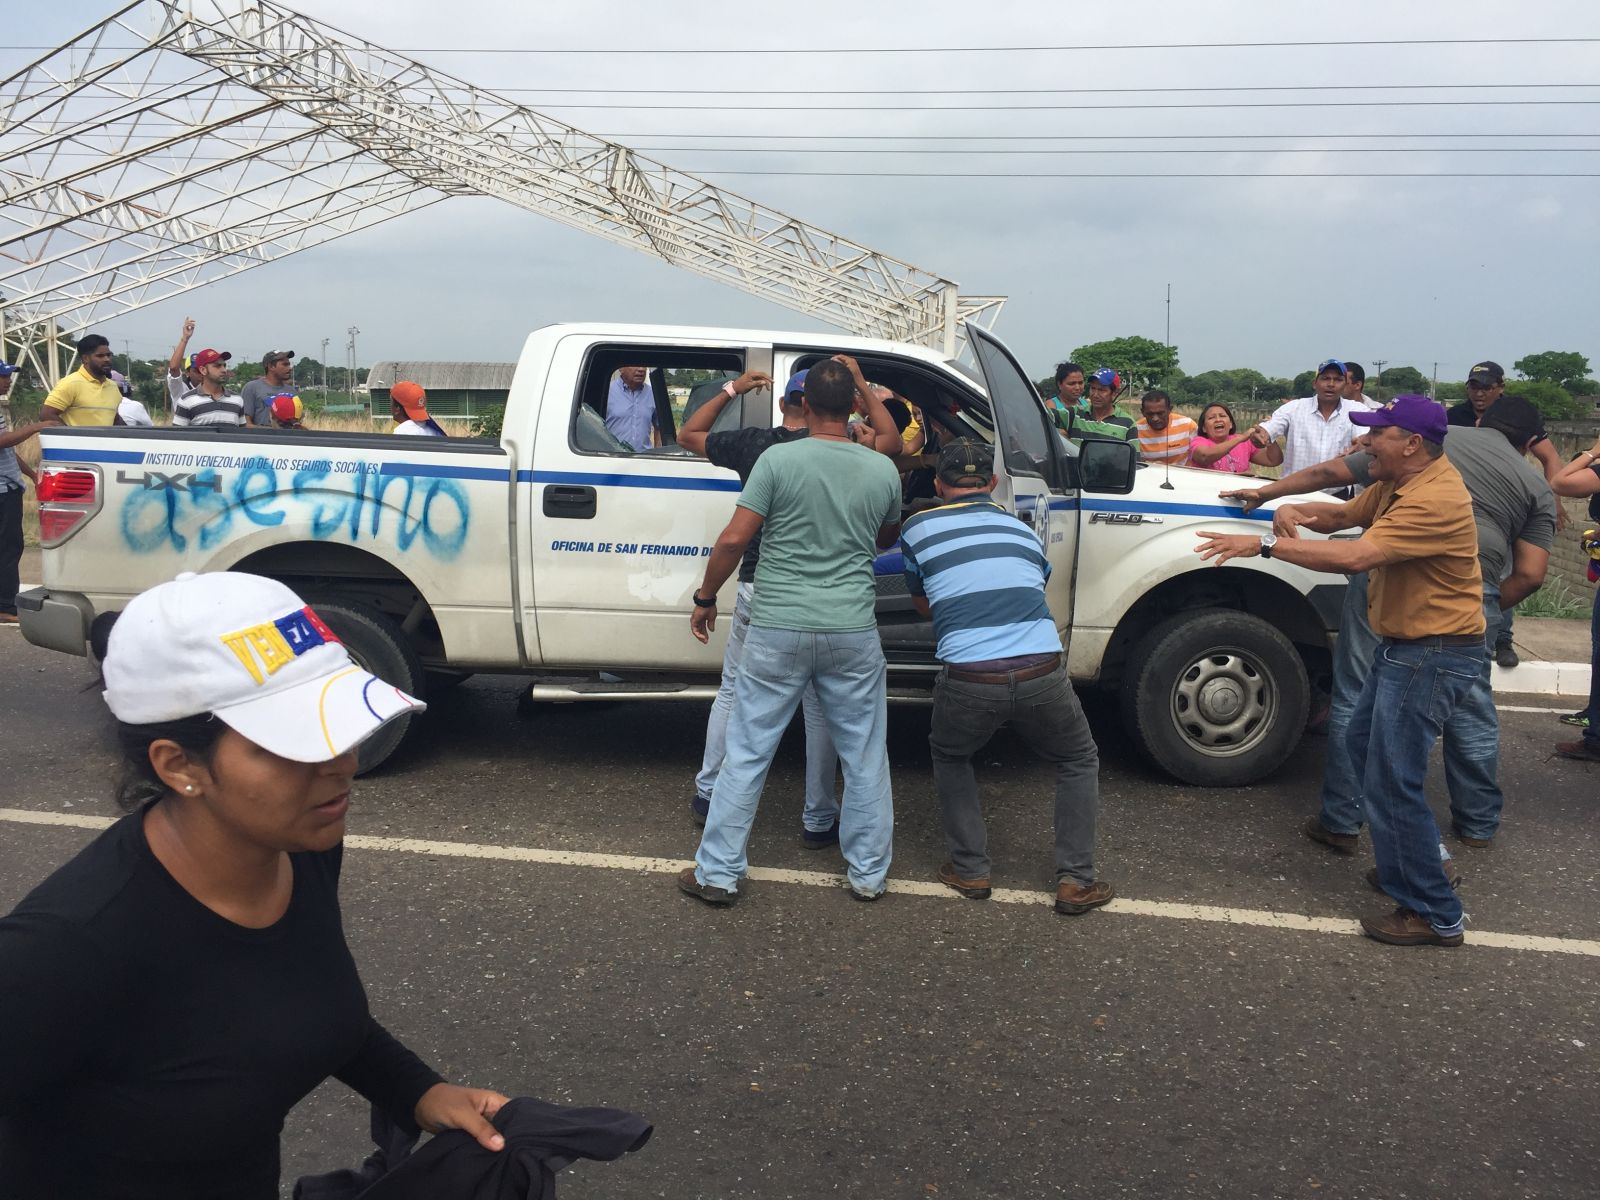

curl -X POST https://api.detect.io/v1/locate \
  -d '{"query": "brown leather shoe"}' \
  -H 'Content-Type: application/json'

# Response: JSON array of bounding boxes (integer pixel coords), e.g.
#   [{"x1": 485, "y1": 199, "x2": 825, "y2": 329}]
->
[
  {"x1": 1055, "y1": 878, "x2": 1114, "y2": 915},
  {"x1": 1366, "y1": 862, "x2": 1460, "y2": 894},
  {"x1": 1302, "y1": 816, "x2": 1358, "y2": 855},
  {"x1": 1555, "y1": 739, "x2": 1600, "y2": 763},
  {"x1": 936, "y1": 862, "x2": 991, "y2": 900},
  {"x1": 0, "y1": 612, "x2": 18, "y2": 624},
  {"x1": 677, "y1": 865, "x2": 737, "y2": 906},
  {"x1": 1360, "y1": 906, "x2": 1463, "y2": 947}
]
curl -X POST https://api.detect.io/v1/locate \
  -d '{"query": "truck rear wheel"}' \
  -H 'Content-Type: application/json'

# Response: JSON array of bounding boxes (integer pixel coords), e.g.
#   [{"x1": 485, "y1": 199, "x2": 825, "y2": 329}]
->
[
  {"x1": 1119, "y1": 608, "x2": 1308, "y2": 787},
  {"x1": 309, "y1": 602, "x2": 426, "y2": 776}
]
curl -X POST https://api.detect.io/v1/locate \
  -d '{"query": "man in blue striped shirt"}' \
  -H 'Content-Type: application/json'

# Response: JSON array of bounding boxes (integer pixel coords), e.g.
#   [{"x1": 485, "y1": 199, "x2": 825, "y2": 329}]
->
[{"x1": 901, "y1": 440, "x2": 1112, "y2": 916}]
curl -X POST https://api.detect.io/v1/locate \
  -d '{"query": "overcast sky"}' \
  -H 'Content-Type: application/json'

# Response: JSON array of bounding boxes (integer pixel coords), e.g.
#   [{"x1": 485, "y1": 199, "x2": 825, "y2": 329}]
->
[{"x1": 7, "y1": 0, "x2": 1599, "y2": 381}]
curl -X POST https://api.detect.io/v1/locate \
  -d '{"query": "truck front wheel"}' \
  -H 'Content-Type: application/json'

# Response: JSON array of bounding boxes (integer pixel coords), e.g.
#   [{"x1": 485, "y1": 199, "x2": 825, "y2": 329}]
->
[
  {"x1": 307, "y1": 602, "x2": 426, "y2": 776},
  {"x1": 1119, "y1": 609, "x2": 1309, "y2": 787}
]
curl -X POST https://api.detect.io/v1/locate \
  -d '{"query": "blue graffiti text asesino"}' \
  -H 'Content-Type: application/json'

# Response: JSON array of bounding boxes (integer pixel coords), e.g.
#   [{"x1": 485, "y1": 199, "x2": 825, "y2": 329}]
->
[{"x1": 120, "y1": 464, "x2": 471, "y2": 559}]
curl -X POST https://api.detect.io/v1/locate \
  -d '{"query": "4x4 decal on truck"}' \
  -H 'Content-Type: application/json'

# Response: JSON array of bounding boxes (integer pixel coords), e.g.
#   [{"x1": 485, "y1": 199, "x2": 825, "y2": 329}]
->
[{"x1": 117, "y1": 462, "x2": 472, "y2": 560}]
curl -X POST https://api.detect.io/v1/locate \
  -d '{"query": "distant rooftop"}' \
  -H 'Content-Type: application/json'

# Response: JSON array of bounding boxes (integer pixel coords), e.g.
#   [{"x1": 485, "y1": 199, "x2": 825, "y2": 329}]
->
[{"x1": 366, "y1": 362, "x2": 516, "y2": 393}]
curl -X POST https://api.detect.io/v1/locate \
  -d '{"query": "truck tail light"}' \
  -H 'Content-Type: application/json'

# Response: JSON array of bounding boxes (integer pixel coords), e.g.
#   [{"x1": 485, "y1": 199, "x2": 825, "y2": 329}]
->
[{"x1": 36, "y1": 466, "x2": 102, "y2": 547}]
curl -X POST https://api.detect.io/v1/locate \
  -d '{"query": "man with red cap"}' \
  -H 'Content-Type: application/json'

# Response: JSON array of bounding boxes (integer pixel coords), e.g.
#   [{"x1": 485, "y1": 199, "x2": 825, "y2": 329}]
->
[
  {"x1": 269, "y1": 393, "x2": 305, "y2": 430},
  {"x1": 172, "y1": 347, "x2": 245, "y2": 427},
  {"x1": 390, "y1": 381, "x2": 446, "y2": 437}
]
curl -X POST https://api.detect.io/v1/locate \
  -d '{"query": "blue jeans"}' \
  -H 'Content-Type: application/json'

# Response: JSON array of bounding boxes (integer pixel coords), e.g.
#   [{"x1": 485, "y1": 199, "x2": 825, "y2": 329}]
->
[
  {"x1": 1494, "y1": 602, "x2": 1514, "y2": 650},
  {"x1": 1585, "y1": 584, "x2": 1600, "y2": 750},
  {"x1": 1440, "y1": 590, "x2": 1504, "y2": 840},
  {"x1": 1347, "y1": 639, "x2": 1485, "y2": 935},
  {"x1": 695, "y1": 626, "x2": 894, "y2": 895},
  {"x1": 695, "y1": 583, "x2": 840, "y2": 831},
  {"x1": 1318, "y1": 572, "x2": 1381, "y2": 836}
]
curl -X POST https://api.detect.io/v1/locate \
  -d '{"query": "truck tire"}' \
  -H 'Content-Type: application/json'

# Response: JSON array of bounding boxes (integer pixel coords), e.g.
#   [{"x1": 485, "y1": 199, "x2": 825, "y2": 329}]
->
[
  {"x1": 309, "y1": 602, "x2": 426, "y2": 776},
  {"x1": 1119, "y1": 608, "x2": 1309, "y2": 787}
]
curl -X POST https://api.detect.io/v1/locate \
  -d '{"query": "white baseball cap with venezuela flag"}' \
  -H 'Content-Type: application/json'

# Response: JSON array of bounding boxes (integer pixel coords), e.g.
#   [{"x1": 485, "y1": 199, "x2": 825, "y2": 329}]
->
[{"x1": 102, "y1": 572, "x2": 423, "y2": 761}]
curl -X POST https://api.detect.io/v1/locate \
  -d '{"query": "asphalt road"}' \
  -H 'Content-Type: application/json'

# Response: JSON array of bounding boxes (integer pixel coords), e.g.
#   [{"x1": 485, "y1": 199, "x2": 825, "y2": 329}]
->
[{"x1": 2, "y1": 629, "x2": 1597, "y2": 1199}]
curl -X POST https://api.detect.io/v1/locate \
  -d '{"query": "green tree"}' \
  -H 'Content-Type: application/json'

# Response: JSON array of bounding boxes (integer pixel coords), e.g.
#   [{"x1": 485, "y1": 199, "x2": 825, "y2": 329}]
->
[
  {"x1": 1436, "y1": 381, "x2": 1468, "y2": 401},
  {"x1": 1514, "y1": 350, "x2": 1591, "y2": 394},
  {"x1": 1506, "y1": 378, "x2": 1586, "y2": 421},
  {"x1": 1069, "y1": 335, "x2": 1177, "y2": 390},
  {"x1": 1377, "y1": 365, "x2": 1429, "y2": 394},
  {"x1": 1291, "y1": 370, "x2": 1315, "y2": 396}
]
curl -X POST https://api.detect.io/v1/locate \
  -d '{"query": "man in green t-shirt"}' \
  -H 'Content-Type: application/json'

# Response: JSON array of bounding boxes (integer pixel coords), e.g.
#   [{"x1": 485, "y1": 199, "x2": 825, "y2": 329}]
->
[
  {"x1": 1062, "y1": 368, "x2": 1139, "y2": 447},
  {"x1": 681, "y1": 358, "x2": 904, "y2": 906}
]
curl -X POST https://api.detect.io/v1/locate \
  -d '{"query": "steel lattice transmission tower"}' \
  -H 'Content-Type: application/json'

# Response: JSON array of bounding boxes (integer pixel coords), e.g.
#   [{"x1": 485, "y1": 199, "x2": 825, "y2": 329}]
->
[{"x1": 1, "y1": 0, "x2": 1004, "y2": 384}]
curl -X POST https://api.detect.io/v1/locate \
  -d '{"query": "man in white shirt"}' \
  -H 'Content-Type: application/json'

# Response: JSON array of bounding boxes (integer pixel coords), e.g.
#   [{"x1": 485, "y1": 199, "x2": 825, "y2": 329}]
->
[
  {"x1": 1341, "y1": 362, "x2": 1381, "y2": 410},
  {"x1": 1248, "y1": 359, "x2": 1367, "y2": 480},
  {"x1": 171, "y1": 348, "x2": 246, "y2": 427},
  {"x1": 390, "y1": 380, "x2": 446, "y2": 437},
  {"x1": 165, "y1": 317, "x2": 203, "y2": 408}
]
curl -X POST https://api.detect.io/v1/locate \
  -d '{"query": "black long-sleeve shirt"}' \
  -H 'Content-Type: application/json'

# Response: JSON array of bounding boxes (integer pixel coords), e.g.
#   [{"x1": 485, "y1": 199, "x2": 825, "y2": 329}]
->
[{"x1": 0, "y1": 809, "x2": 443, "y2": 1199}]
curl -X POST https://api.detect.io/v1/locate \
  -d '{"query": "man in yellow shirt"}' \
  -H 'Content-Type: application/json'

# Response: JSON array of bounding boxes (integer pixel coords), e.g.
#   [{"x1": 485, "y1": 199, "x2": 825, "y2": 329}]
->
[{"x1": 39, "y1": 335, "x2": 121, "y2": 427}]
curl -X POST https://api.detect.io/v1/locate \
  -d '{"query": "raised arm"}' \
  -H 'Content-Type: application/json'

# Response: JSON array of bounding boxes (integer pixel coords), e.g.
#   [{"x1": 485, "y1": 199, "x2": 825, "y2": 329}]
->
[
  {"x1": 167, "y1": 317, "x2": 195, "y2": 378},
  {"x1": 1218, "y1": 455, "x2": 1358, "y2": 513},
  {"x1": 1552, "y1": 436, "x2": 1600, "y2": 498},
  {"x1": 676, "y1": 370, "x2": 772, "y2": 456},
  {"x1": 832, "y1": 355, "x2": 902, "y2": 455}
]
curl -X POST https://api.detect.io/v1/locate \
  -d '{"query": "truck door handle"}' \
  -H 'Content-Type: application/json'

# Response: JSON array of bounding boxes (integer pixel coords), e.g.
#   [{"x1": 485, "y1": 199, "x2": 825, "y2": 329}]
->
[{"x1": 543, "y1": 484, "x2": 597, "y2": 519}]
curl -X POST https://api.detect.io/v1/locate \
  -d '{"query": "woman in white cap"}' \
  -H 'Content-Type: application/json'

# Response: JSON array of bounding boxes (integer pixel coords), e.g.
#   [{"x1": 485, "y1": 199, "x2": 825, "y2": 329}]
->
[{"x1": 0, "y1": 572, "x2": 508, "y2": 1199}]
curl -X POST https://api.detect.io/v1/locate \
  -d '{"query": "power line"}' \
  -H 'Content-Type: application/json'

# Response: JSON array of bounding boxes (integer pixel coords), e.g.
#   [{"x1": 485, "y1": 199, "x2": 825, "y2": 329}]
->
[
  {"x1": 452, "y1": 82, "x2": 1600, "y2": 95},
  {"x1": 10, "y1": 35, "x2": 1600, "y2": 54},
  {"x1": 683, "y1": 169, "x2": 1600, "y2": 178},
  {"x1": 521, "y1": 100, "x2": 1600, "y2": 111}
]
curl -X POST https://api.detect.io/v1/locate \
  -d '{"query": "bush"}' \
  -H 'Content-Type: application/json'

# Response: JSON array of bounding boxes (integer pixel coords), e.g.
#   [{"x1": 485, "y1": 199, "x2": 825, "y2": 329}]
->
[
  {"x1": 1505, "y1": 379, "x2": 1586, "y2": 421},
  {"x1": 471, "y1": 406, "x2": 504, "y2": 441}
]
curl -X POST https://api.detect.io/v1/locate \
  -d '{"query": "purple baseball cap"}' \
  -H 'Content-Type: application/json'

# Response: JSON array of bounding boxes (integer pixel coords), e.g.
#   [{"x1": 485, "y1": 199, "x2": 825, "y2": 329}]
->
[{"x1": 1349, "y1": 394, "x2": 1448, "y2": 444}]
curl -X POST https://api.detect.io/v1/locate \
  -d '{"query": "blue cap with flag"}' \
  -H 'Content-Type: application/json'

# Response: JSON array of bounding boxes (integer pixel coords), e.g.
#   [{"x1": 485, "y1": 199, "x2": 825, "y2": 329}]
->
[{"x1": 0, "y1": 361, "x2": 16, "y2": 377}]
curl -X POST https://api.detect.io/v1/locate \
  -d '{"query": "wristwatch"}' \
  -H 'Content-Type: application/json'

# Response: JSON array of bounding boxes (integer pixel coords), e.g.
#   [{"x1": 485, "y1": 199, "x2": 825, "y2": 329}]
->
[
  {"x1": 693, "y1": 593, "x2": 719, "y2": 608},
  {"x1": 722, "y1": 380, "x2": 739, "y2": 400},
  {"x1": 1259, "y1": 533, "x2": 1277, "y2": 559}
]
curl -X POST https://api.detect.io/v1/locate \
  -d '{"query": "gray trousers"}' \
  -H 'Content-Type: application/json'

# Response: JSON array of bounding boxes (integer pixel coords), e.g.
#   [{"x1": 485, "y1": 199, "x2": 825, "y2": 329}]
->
[{"x1": 928, "y1": 664, "x2": 1101, "y2": 884}]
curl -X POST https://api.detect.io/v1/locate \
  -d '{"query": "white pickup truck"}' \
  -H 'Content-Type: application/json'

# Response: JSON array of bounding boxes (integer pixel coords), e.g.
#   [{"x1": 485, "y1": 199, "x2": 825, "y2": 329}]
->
[{"x1": 20, "y1": 322, "x2": 1345, "y2": 785}]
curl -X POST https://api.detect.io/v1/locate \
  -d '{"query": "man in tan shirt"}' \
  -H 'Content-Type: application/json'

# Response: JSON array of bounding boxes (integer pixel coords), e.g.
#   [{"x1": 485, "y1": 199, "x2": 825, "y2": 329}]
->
[{"x1": 1195, "y1": 396, "x2": 1483, "y2": 948}]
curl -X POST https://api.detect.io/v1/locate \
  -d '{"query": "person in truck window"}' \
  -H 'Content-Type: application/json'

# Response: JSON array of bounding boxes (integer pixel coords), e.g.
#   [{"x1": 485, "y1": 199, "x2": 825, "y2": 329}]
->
[
  {"x1": 604, "y1": 365, "x2": 658, "y2": 450},
  {"x1": 680, "y1": 358, "x2": 903, "y2": 905},
  {"x1": 172, "y1": 348, "x2": 247, "y2": 427},
  {"x1": 390, "y1": 381, "x2": 447, "y2": 437},
  {"x1": 36, "y1": 334, "x2": 121, "y2": 427},
  {"x1": 0, "y1": 571, "x2": 509, "y2": 1198}
]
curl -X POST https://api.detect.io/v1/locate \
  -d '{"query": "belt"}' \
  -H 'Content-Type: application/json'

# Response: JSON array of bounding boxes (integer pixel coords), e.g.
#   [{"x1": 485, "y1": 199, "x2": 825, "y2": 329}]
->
[
  {"x1": 1381, "y1": 634, "x2": 1483, "y2": 648},
  {"x1": 946, "y1": 653, "x2": 1061, "y2": 685}
]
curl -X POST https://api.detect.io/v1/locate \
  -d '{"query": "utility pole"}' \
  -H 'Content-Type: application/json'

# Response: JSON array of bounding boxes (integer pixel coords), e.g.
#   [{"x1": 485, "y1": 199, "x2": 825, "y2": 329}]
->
[
  {"x1": 346, "y1": 326, "x2": 359, "y2": 400},
  {"x1": 1432, "y1": 361, "x2": 1439, "y2": 400},
  {"x1": 122, "y1": 338, "x2": 131, "y2": 377},
  {"x1": 320, "y1": 336, "x2": 330, "y2": 393}
]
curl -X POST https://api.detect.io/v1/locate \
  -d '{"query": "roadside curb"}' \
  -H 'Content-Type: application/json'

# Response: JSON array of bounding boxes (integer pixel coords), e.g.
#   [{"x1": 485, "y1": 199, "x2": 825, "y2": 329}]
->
[{"x1": 1491, "y1": 661, "x2": 1590, "y2": 697}]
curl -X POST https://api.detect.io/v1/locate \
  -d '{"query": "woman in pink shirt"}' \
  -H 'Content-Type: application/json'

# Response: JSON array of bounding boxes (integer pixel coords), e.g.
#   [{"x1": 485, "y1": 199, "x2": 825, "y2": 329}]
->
[{"x1": 1187, "y1": 403, "x2": 1274, "y2": 474}]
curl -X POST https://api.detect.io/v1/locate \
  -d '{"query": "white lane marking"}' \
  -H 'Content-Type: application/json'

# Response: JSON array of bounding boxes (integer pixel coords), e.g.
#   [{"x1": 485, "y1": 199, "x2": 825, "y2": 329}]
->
[
  {"x1": 1497, "y1": 704, "x2": 1580, "y2": 715},
  {"x1": 4, "y1": 808, "x2": 1596, "y2": 957}
]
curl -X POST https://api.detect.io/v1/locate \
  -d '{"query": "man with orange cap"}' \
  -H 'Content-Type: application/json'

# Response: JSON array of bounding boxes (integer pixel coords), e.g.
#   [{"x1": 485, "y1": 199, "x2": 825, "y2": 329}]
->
[{"x1": 390, "y1": 381, "x2": 446, "y2": 437}]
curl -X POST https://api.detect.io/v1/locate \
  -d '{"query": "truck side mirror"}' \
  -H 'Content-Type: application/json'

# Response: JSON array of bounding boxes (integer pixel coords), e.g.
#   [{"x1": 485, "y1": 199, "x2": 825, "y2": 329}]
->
[{"x1": 1077, "y1": 439, "x2": 1138, "y2": 494}]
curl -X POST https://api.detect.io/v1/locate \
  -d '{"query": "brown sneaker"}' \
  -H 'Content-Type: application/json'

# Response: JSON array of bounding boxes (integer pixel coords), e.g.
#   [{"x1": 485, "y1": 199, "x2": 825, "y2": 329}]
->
[
  {"x1": 1555, "y1": 739, "x2": 1600, "y2": 763},
  {"x1": 936, "y1": 862, "x2": 991, "y2": 900},
  {"x1": 676, "y1": 865, "x2": 737, "y2": 907},
  {"x1": 1360, "y1": 906, "x2": 1463, "y2": 947},
  {"x1": 1365, "y1": 862, "x2": 1460, "y2": 894},
  {"x1": 1302, "y1": 816, "x2": 1358, "y2": 855},
  {"x1": 1055, "y1": 878, "x2": 1114, "y2": 915}
]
